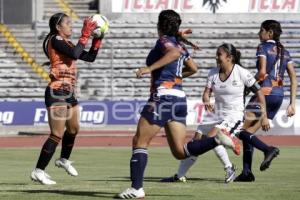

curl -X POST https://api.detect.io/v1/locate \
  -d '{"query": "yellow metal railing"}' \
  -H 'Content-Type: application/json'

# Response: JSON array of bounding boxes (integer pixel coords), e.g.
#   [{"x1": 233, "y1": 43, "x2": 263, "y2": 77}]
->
[
  {"x1": 55, "y1": 0, "x2": 79, "y2": 21},
  {"x1": 0, "y1": 24, "x2": 50, "y2": 82}
]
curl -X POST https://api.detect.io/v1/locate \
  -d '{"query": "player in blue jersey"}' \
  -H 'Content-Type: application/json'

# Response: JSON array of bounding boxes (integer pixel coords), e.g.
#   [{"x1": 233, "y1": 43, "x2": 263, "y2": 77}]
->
[
  {"x1": 234, "y1": 20, "x2": 297, "y2": 182},
  {"x1": 116, "y1": 10, "x2": 240, "y2": 199}
]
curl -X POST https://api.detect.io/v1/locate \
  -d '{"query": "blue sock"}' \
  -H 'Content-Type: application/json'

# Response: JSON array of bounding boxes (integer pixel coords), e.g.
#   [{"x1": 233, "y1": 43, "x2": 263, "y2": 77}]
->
[
  {"x1": 238, "y1": 130, "x2": 270, "y2": 153},
  {"x1": 184, "y1": 137, "x2": 218, "y2": 157},
  {"x1": 130, "y1": 148, "x2": 148, "y2": 190},
  {"x1": 242, "y1": 141, "x2": 254, "y2": 173}
]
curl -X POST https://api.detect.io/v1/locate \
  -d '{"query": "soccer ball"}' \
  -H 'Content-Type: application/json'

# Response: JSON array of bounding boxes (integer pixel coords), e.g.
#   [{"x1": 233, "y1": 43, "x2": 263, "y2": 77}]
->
[{"x1": 91, "y1": 14, "x2": 109, "y2": 38}]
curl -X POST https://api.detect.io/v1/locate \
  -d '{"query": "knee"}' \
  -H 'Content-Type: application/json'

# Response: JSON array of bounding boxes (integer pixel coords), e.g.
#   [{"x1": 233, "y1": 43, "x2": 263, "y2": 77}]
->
[
  {"x1": 67, "y1": 125, "x2": 80, "y2": 135},
  {"x1": 51, "y1": 131, "x2": 64, "y2": 138},
  {"x1": 171, "y1": 148, "x2": 186, "y2": 160}
]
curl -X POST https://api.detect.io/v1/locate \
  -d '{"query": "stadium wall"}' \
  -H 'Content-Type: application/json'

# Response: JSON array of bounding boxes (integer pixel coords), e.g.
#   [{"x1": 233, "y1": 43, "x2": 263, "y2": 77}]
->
[{"x1": 0, "y1": 99, "x2": 299, "y2": 135}]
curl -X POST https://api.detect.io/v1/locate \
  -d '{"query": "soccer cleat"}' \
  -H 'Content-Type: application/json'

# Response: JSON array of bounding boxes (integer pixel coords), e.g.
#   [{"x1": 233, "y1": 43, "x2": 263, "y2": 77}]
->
[
  {"x1": 160, "y1": 174, "x2": 187, "y2": 183},
  {"x1": 234, "y1": 171, "x2": 255, "y2": 182},
  {"x1": 260, "y1": 147, "x2": 280, "y2": 171},
  {"x1": 55, "y1": 158, "x2": 78, "y2": 176},
  {"x1": 224, "y1": 165, "x2": 236, "y2": 183},
  {"x1": 116, "y1": 187, "x2": 145, "y2": 199},
  {"x1": 30, "y1": 168, "x2": 56, "y2": 185},
  {"x1": 215, "y1": 129, "x2": 241, "y2": 155}
]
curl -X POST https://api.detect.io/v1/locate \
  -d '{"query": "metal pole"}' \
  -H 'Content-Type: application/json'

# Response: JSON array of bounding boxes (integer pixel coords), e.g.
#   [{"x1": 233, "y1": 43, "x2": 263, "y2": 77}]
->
[
  {"x1": 34, "y1": 0, "x2": 37, "y2": 60},
  {"x1": 110, "y1": 44, "x2": 114, "y2": 100},
  {"x1": 0, "y1": 0, "x2": 4, "y2": 24}
]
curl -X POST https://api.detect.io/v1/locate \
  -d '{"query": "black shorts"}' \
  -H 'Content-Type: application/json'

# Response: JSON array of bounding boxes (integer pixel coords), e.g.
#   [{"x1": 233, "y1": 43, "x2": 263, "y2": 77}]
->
[
  {"x1": 45, "y1": 86, "x2": 78, "y2": 108},
  {"x1": 246, "y1": 95, "x2": 283, "y2": 120},
  {"x1": 141, "y1": 95, "x2": 187, "y2": 127}
]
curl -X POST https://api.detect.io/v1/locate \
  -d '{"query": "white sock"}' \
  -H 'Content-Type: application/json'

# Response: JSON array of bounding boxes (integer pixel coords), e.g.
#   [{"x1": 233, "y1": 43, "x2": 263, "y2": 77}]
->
[
  {"x1": 176, "y1": 156, "x2": 198, "y2": 178},
  {"x1": 213, "y1": 145, "x2": 232, "y2": 169}
]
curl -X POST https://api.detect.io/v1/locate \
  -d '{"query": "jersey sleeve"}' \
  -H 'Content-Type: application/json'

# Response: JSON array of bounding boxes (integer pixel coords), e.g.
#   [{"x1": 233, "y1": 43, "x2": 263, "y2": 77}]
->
[
  {"x1": 157, "y1": 37, "x2": 177, "y2": 54},
  {"x1": 256, "y1": 43, "x2": 267, "y2": 58},
  {"x1": 51, "y1": 35, "x2": 85, "y2": 59},
  {"x1": 51, "y1": 35, "x2": 98, "y2": 62},
  {"x1": 206, "y1": 68, "x2": 215, "y2": 89},
  {"x1": 182, "y1": 45, "x2": 190, "y2": 61},
  {"x1": 285, "y1": 50, "x2": 293, "y2": 64},
  {"x1": 240, "y1": 67, "x2": 256, "y2": 88}
]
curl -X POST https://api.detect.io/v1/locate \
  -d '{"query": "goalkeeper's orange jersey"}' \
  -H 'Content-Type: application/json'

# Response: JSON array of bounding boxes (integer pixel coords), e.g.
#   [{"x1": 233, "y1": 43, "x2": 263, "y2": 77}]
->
[{"x1": 47, "y1": 35, "x2": 99, "y2": 91}]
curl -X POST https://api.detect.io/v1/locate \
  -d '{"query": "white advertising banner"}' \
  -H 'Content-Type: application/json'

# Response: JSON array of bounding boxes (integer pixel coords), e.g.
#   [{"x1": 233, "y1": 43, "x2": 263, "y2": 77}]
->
[
  {"x1": 112, "y1": 0, "x2": 300, "y2": 13},
  {"x1": 186, "y1": 99, "x2": 300, "y2": 135}
]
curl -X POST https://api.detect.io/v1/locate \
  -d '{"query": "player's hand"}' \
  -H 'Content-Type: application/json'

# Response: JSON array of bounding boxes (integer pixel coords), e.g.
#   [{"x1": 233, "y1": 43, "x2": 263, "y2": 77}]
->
[
  {"x1": 286, "y1": 104, "x2": 295, "y2": 117},
  {"x1": 91, "y1": 38, "x2": 102, "y2": 50},
  {"x1": 81, "y1": 17, "x2": 97, "y2": 38},
  {"x1": 261, "y1": 116, "x2": 270, "y2": 131},
  {"x1": 135, "y1": 67, "x2": 151, "y2": 78},
  {"x1": 94, "y1": 32, "x2": 105, "y2": 39},
  {"x1": 79, "y1": 17, "x2": 97, "y2": 45}
]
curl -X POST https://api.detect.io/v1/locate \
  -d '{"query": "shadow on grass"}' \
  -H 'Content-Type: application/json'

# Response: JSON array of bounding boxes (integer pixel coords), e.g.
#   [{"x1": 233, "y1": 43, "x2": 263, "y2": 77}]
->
[
  {"x1": 5, "y1": 189, "x2": 194, "y2": 198},
  {"x1": 0, "y1": 183, "x2": 27, "y2": 186},
  {"x1": 85, "y1": 176, "x2": 223, "y2": 183},
  {"x1": 5, "y1": 190, "x2": 116, "y2": 198}
]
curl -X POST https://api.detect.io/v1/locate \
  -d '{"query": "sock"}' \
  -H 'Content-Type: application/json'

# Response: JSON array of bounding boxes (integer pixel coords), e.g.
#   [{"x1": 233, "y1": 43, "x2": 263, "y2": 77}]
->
[
  {"x1": 238, "y1": 130, "x2": 270, "y2": 153},
  {"x1": 184, "y1": 137, "x2": 218, "y2": 157},
  {"x1": 130, "y1": 148, "x2": 148, "y2": 190},
  {"x1": 213, "y1": 145, "x2": 232, "y2": 169},
  {"x1": 61, "y1": 131, "x2": 77, "y2": 159},
  {"x1": 177, "y1": 156, "x2": 198, "y2": 178},
  {"x1": 242, "y1": 141, "x2": 254, "y2": 173},
  {"x1": 36, "y1": 134, "x2": 61, "y2": 170}
]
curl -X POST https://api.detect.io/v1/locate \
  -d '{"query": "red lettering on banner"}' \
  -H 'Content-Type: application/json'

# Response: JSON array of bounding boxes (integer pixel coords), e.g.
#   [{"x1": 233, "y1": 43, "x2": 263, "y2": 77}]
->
[
  {"x1": 133, "y1": 0, "x2": 143, "y2": 9},
  {"x1": 272, "y1": 0, "x2": 280, "y2": 9},
  {"x1": 123, "y1": 0, "x2": 194, "y2": 11},
  {"x1": 145, "y1": 0, "x2": 154, "y2": 9},
  {"x1": 250, "y1": 0, "x2": 297, "y2": 11},
  {"x1": 155, "y1": 0, "x2": 169, "y2": 9},
  {"x1": 125, "y1": 0, "x2": 130, "y2": 9},
  {"x1": 194, "y1": 103, "x2": 205, "y2": 124},
  {"x1": 260, "y1": 0, "x2": 268, "y2": 9},
  {"x1": 173, "y1": 0, "x2": 179, "y2": 9},
  {"x1": 250, "y1": 0, "x2": 256, "y2": 9},
  {"x1": 183, "y1": 0, "x2": 192, "y2": 9},
  {"x1": 282, "y1": 0, "x2": 296, "y2": 9}
]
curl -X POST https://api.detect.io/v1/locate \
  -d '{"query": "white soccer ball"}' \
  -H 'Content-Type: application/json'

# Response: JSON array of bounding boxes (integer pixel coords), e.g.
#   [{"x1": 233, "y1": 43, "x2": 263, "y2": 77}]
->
[{"x1": 91, "y1": 14, "x2": 109, "y2": 38}]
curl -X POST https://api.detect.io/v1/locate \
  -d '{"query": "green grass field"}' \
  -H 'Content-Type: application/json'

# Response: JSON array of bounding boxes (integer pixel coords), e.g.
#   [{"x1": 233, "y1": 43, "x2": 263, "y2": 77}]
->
[{"x1": 0, "y1": 147, "x2": 299, "y2": 200}]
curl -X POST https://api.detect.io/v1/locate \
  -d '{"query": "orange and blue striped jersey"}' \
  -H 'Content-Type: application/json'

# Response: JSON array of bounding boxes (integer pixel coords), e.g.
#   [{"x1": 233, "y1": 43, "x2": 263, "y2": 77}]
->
[
  {"x1": 256, "y1": 40, "x2": 293, "y2": 96},
  {"x1": 146, "y1": 35, "x2": 190, "y2": 96}
]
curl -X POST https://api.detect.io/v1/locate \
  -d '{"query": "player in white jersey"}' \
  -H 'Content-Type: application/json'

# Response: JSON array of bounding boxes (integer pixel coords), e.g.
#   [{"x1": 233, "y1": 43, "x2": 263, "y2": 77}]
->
[{"x1": 161, "y1": 43, "x2": 270, "y2": 183}]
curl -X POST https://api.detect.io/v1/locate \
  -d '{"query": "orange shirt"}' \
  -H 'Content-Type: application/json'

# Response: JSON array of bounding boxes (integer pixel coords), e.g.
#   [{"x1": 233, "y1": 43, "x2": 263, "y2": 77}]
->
[{"x1": 48, "y1": 36, "x2": 77, "y2": 91}]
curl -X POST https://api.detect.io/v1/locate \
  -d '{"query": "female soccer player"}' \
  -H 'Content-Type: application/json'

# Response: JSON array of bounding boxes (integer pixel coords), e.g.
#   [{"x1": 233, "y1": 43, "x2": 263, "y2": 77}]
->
[
  {"x1": 235, "y1": 20, "x2": 297, "y2": 182},
  {"x1": 161, "y1": 43, "x2": 270, "y2": 184},
  {"x1": 30, "y1": 13, "x2": 103, "y2": 185},
  {"x1": 116, "y1": 10, "x2": 239, "y2": 199}
]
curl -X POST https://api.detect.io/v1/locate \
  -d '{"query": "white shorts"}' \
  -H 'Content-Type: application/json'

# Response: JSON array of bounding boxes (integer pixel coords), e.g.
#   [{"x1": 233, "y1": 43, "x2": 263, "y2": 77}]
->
[{"x1": 197, "y1": 120, "x2": 244, "y2": 135}]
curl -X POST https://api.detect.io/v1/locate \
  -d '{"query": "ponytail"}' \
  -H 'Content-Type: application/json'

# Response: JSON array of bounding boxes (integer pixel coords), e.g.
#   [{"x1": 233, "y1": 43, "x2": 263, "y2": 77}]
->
[
  {"x1": 176, "y1": 31, "x2": 200, "y2": 50},
  {"x1": 235, "y1": 49, "x2": 242, "y2": 66},
  {"x1": 42, "y1": 33, "x2": 51, "y2": 59},
  {"x1": 275, "y1": 40, "x2": 285, "y2": 79},
  {"x1": 260, "y1": 20, "x2": 284, "y2": 78},
  {"x1": 42, "y1": 12, "x2": 68, "y2": 65}
]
